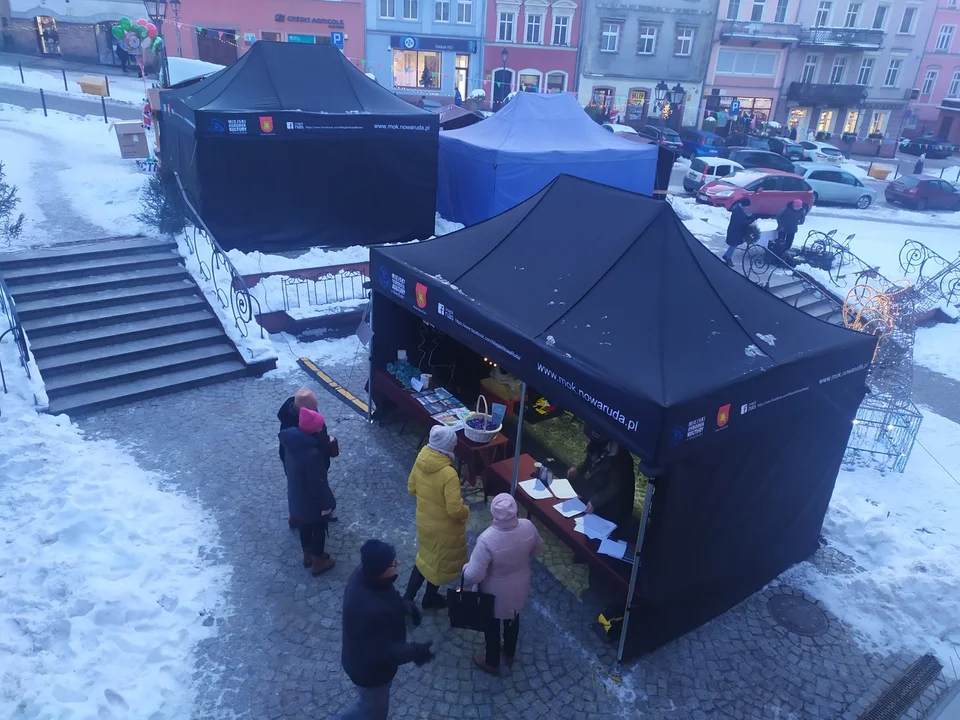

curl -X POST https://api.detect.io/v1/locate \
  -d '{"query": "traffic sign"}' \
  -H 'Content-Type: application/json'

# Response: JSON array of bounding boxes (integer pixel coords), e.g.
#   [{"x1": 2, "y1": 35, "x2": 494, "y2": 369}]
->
[
  {"x1": 331, "y1": 31, "x2": 344, "y2": 49},
  {"x1": 730, "y1": 99, "x2": 742, "y2": 115}
]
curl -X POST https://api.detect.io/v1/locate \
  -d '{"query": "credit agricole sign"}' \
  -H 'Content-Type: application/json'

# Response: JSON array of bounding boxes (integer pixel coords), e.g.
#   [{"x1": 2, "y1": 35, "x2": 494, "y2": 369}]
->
[{"x1": 274, "y1": 14, "x2": 345, "y2": 28}]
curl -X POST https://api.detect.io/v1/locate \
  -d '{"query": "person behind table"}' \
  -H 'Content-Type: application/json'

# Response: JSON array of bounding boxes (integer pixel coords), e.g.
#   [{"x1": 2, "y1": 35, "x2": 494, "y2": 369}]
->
[
  {"x1": 463, "y1": 493, "x2": 543, "y2": 676},
  {"x1": 568, "y1": 425, "x2": 636, "y2": 525},
  {"x1": 773, "y1": 199, "x2": 805, "y2": 255},
  {"x1": 277, "y1": 388, "x2": 337, "y2": 525},
  {"x1": 279, "y1": 407, "x2": 337, "y2": 576},
  {"x1": 337, "y1": 539, "x2": 435, "y2": 720},
  {"x1": 403, "y1": 425, "x2": 470, "y2": 610}
]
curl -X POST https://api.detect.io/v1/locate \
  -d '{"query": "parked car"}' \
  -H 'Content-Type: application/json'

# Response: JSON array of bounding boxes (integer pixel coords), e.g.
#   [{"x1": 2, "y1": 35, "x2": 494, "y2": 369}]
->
[
  {"x1": 885, "y1": 175, "x2": 960, "y2": 210},
  {"x1": 768, "y1": 137, "x2": 806, "y2": 161},
  {"x1": 899, "y1": 137, "x2": 952, "y2": 159},
  {"x1": 793, "y1": 163, "x2": 877, "y2": 209},
  {"x1": 683, "y1": 157, "x2": 745, "y2": 192},
  {"x1": 798, "y1": 141, "x2": 843, "y2": 164},
  {"x1": 680, "y1": 129, "x2": 724, "y2": 158},
  {"x1": 636, "y1": 125, "x2": 684, "y2": 152},
  {"x1": 697, "y1": 169, "x2": 815, "y2": 215},
  {"x1": 723, "y1": 133, "x2": 771, "y2": 150},
  {"x1": 719, "y1": 148, "x2": 797, "y2": 174}
]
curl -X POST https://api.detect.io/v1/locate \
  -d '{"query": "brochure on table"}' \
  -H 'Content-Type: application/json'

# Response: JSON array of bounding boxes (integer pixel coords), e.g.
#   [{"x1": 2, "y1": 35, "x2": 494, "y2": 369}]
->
[{"x1": 414, "y1": 388, "x2": 470, "y2": 430}]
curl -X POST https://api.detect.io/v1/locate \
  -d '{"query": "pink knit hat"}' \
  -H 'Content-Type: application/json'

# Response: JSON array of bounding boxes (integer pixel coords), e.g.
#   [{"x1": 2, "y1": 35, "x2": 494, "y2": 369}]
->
[
  {"x1": 490, "y1": 493, "x2": 519, "y2": 530},
  {"x1": 299, "y1": 407, "x2": 326, "y2": 434}
]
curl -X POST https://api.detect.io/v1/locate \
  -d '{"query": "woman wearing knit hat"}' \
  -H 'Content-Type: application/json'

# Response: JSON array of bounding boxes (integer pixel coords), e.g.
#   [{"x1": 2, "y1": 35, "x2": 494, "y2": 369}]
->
[
  {"x1": 403, "y1": 424, "x2": 470, "y2": 609},
  {"x1": 279, "y1": 407, "x2": 337, "y2": 576},
  {"x1": 463, "y1": 493, "x2": 543, "y2": 675}
]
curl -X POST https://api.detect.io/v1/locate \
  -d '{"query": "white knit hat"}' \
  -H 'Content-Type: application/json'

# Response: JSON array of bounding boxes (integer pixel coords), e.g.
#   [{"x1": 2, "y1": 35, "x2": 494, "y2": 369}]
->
[{"x1": 428, "y1": 425, "x2": 457, "y2": 457}]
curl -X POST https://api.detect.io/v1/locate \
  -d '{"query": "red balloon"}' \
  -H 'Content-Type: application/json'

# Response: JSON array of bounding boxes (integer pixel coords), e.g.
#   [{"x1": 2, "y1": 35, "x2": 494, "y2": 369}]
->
[
  {"x1": 146, "y1": 23, "x2": 158, "y2": 38},
  {"x1": 136, "y1": 18, "x2": 148, "y2": 26}
]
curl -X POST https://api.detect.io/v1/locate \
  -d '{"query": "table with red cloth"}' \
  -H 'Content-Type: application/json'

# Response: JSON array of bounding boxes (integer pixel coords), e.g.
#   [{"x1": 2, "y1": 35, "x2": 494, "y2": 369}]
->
[
  {"x1": 482, "y1": 454, "x2": 637, "y2": 597},
  {"x1": 371, "y1": 368, "x2": 509, "y2": 486}
]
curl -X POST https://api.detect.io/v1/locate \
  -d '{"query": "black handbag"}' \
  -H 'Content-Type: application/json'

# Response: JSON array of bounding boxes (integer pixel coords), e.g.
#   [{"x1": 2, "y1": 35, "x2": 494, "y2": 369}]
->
[{"x1": 447, "y1": 574, "x2": 495, "y2": 632}]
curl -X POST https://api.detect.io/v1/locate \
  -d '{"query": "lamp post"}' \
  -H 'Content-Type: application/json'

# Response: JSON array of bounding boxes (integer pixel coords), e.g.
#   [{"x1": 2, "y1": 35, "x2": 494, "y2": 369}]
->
[
  {"x1": 654, "y1": 80, "x2": 669, "y2": 127},
  {"x1": 145, "y1": 0, "x2": 174, "y2": 88},
  {"x1": 171, "y1": 0, "x2": 182, "y2": 59},
  {"x1": 669, "y1": 83, "x2": 686, "y2": 129},
  {"x1": 499, "y1": 47, "x2": 509, "y2": 110}
]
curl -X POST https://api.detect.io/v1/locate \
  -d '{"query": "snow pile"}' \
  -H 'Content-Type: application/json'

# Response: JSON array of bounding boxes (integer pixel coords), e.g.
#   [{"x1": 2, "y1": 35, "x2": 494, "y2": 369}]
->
[
  {"x1": 167, "y1": 57, "x2": 225, "y2": 86},
  {"x1": 0, "y1": 64, "x2": 146, "y2": 105},
  {"x1": 840, "y1": 160, "x2": 869, "y2": 179},
  {"x1": 267, "y1": 332, "x2": 366, "y2": 376},
  {"x1": 248, "y1": 272, "x2": 366, "y2": 316},
  {"x1": 924, "y1": 165, "x2": 960, "y2": 184},
  {"x1": 0, "y1": 311, "x2": 48, "y2": 409},
  {"x1": 914, "y1": 324, "x2": 960, "y2": 382},
  {"x1": 786, "y1": 408, "x2": 960, "y2": 669},
  {"x1": 286, "y1": 298, "x2": 368, "y2": 320},
  {"x1": 0, "y1": 389, "x2": 231, "y2": 720}
]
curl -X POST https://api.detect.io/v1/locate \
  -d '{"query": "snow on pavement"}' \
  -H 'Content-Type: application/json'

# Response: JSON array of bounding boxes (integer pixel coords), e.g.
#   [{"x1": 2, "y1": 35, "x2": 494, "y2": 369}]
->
[
  {"x1": 0, "y1": 64, "x2": 147, "y2": 105},
  {"x1": 785, "y1": 408, "x2": 960, "y2": 672},
  {"x1": 915, "y1": 324, "x2": 960, "y2": 383}
]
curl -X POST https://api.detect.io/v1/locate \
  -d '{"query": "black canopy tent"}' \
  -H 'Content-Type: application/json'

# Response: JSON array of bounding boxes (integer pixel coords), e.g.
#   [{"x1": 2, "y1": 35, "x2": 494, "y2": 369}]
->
[
  {"x1": 160, "y1": 41, "x2": 439, "y2": 253},
  {"x1": 369, "y1": 175, "x2": 877, "y2": 661}
]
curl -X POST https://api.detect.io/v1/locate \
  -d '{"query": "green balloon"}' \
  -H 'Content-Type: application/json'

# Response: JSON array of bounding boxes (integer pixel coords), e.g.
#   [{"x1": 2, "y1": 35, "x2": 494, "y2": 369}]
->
[
  {"x1": 111, "y1": 25, "x2": 124, "y2": 39},
  {"x1": 119, "y1": 16, "x2": 132, "y2": 31},
  {"x1": 152, "y1": 37, "x2": 164, "y2": 51},
  {"x1": 135, "y1": 24, "x2": 148, "y2": 39}
]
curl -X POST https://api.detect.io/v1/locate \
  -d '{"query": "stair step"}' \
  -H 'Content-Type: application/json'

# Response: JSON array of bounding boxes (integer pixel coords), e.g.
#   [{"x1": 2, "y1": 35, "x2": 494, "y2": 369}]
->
[
  {"x1": 22, "y1": 295, "x2": 208, "y2": 338},
  {"x1": 37, "y1": 327, "x2": 228, "y2": 376},
  {"x1": 46, "y1": 359, "x2": 250, "y2": 416},
  {"x1": 772, "y1": 282, "x2": 807, "y2": 303},
  {"x1": 0, "y1": 236, "x2": 172, "y2": 270},
  {"x1": 45, "y1": 343, "x2": 240, "y2": 398},
  {"x1": 16, "y1": 280, "x2": 198, "y2": 320},
  {"x1": 808, "y1": 300, "x2": 844, "y2": 322},
  {"x1": 7, "y1": 265, "x2": 190, "y2": 302},
  {"x1": 28, "y1": 310, "x2": 219, "y2": 357},
  {"x1": 1, "y1": 251, "x2": 182, "y2": 283}
]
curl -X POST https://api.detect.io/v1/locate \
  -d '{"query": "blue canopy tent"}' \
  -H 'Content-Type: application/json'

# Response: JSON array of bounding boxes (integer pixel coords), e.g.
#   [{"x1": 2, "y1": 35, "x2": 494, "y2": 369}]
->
[{"x1": 437, "y1": 93, "x2": 657, "y2": 226}]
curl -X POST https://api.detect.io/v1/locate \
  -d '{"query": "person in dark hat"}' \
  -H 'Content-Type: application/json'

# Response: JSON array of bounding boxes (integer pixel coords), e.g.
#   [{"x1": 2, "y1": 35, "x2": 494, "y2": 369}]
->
[
  {"x1": 336, "y1": 540, "x2": 435, "y2": 720},
  {"x1": 773, "y1": 199, "x2": 806, "y2": 256},
  {"x1": 723, "y1": 198, "x2": 755, "y2": 267},
  {"x1": 568, "y1": 425, "x2": 635, "y2": 525}
]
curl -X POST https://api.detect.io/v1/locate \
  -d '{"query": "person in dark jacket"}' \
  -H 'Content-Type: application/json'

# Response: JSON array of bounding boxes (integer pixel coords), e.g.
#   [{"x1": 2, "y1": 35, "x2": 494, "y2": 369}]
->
[
  {"x1": 278, "y1": 389, "x2": 337, "y2": 526},
  {"x1": 914, "y1": 152, "x2": 926, "y2": 175},
  {"x1": 773, "y1": 199, "x2": 805, "y2": 255},
  {"x1": 279, "y1": 407, "x2": 337, "y2": 576},
  {"x1": 568, "y1": 426, "x2": 635, "y2": 525},
  {"x1": 336, "y1": 540, "x2": 435, "y2": 720},
  {"x1": 788, "y1": 125, "x2": 798, "y2": 141},
  {"x1": 722, "y1": 198, "x2": 754, "y2": 266}
]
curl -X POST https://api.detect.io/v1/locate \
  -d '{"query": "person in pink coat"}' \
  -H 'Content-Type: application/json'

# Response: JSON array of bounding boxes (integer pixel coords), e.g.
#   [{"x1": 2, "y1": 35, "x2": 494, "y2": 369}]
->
[{"x1": 462, "y1": 493, "x2": 543, "y2": 675}]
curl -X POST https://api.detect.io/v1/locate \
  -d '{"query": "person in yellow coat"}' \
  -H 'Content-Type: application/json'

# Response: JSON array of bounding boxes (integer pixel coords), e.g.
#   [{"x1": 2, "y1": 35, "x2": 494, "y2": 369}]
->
[{"x1": 403, "y1": 425, "x2": 470, "y2": 610}]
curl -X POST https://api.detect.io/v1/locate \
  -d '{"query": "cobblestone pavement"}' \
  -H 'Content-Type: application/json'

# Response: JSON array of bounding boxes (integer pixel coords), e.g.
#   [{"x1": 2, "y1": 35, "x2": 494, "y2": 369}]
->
[{"x1": 78, "y1": 364, "x2": 952, "y2": 720}]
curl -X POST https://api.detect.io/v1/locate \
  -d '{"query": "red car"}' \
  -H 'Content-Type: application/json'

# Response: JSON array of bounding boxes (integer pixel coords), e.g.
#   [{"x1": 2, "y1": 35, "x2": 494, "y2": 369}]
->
[
  {"x1": 885, "y1": 175, "x2": 960, "y2": 211},
  {"x1": 697, "y1": 169, "x2": 816, "y2": 216}
]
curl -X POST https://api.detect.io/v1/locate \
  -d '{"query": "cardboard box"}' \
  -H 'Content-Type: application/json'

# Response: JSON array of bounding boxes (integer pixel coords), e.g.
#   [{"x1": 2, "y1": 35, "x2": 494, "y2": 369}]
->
[
  {"x1": 147, "y1": 87, "x2": 161, "y2": 110},
  {"x1": 113, "y1": 121, "x2": 150, "y2": 159},
  {"x1": 77, "y1": 75, "x2": 109, "y2": 97}
]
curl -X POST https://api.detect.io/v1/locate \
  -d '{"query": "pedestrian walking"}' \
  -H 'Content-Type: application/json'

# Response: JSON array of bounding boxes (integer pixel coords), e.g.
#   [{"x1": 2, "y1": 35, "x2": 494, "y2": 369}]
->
[
  {"x1": 279, "y1": 407, "x2": 337, "y2": 576},
  {"x1": 773, "y1": 199, "x2": 805, "y2": 255},
  {"x1": 722, "y1": 199, "x2": 755, "y2": 267},
  {"x1": 337, "y1": 539, "x2": 435, "y2": 720},
  {"x1": 116, "y1": 44, "x2": 131, "y2": 73},
  {"x1": 914, "y1": 152, "x2": 926, "y2": 175},
  {"x1": 463, "y1": 493, "x2": 543, "y2": 675},
  {"x1": 403, "y1": 425, "x2": 470, "y2": 610},
  {"x1": 454, "y1": 88, "x2": 463, "y2": 106}
]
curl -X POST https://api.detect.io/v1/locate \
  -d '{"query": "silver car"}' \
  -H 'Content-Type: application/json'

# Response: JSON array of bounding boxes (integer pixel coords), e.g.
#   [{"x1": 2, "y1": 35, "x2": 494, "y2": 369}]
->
[{"x1": 794, "y1": 162, "x2": 877, "y2": 209}]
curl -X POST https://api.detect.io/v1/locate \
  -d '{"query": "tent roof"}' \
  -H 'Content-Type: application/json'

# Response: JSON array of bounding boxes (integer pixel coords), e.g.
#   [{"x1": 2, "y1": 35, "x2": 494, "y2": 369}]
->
[
  {"x1": 441, "y1": 93, "x2": 651, "y2": 155},
  {"x1": 373, "y1": 175, "x2": 875, "y2": 460},
  {"x1": 439, "y1": 104, "x2": 485, "y2": 129},
  {"x1": 164, "y1": 41, "x2": 428, "y2": 116}
]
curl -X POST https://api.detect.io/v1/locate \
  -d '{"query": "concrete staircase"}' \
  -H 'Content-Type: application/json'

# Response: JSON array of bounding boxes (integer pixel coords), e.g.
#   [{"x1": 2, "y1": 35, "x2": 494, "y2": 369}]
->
[
  {"x1": 0, "y1": 236, "x2": 256, "y2": 415},
  {"x1": 764, "y1": 271, "x2": 844, "y2": 325}
]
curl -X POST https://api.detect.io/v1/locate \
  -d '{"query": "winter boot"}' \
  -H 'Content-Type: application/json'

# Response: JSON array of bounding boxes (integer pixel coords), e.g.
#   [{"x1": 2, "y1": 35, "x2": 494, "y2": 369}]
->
[
  {"x1": 473, "y1": 651, "x2": 500, "y2": 676},
  {"x1": 288, "y1": 514, "x2": 298, "y2": 529},
  {"x1": 311, "y1": 555, "x2": 335, "y2": 577},
  {"x1": 302, "y1": 549, "x2": 313, "y2": 568},
  {"x1": 421, "y1": 592, "x2": 447, "y2": 610}
]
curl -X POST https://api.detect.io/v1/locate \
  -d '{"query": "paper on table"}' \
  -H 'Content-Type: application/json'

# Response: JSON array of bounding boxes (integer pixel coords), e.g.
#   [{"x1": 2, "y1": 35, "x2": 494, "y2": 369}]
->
[
  {"x1": 552, "y1": 497, "x2": 587, "y2": 518},
  {"x1": 573, "y1": 514, "x2": 618, "y2": 540},
  {"x1": 547, "y1": 478, "x2": 577, "y2": 500},
  {"x1": 598, "y1": 538, "x2": 627, "y2": 560},
  {"x1": 518, "y1": 479, "x2": 553, "y2": 500}
]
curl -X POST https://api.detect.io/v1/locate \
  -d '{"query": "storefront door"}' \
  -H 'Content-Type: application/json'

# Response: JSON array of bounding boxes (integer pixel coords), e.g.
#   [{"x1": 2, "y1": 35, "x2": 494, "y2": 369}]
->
[
  {"x1": 817, "y1": 109, "x2": 836, "y2": 134},
  {"x1": 455, "y1": 54, "x2": 469, "y2": 99},
  {"x1": 36, "y1": 16, "x2": 60, "y2": 55}
]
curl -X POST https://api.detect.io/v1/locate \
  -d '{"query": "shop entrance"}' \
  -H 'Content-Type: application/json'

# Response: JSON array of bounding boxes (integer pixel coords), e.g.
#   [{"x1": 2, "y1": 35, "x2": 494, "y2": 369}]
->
[
  {"x1": 36, "y1": 16, "x2": 60, "y2": 55},
  {"x1": 455, "y1": 54, "x2": 470, "y2": 99},
  {"x1": 197, "y1": 29, "x2": 238, "y2": 66}
]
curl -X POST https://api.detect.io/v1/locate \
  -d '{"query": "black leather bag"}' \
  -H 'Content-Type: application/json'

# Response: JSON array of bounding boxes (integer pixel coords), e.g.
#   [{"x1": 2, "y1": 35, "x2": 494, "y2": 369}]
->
[{"x1": 447, "y1": 574, "x2": 495, "y2": 632}]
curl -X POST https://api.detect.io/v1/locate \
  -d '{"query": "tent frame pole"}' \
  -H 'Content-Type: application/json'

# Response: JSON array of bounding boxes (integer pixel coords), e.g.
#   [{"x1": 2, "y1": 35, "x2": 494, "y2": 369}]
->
[
  {"x1": 366, "y1": 292, "x2": 374, "y2": 424},
  {"x1": 509, "y1": 381, "x2": 528, "y2": 496},
  {"x1": 614, "y1": 481, "x2": 656, "y2": 673}
]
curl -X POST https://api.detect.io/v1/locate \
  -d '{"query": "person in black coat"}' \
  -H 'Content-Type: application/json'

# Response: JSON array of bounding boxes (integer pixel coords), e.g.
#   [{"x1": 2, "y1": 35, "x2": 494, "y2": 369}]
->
[
  {"x1": 279, "y1": 407, "x2": 337, "y2": 576},
  {"x1": 723, "y1": 198, "x2": 755, "y2": 266},
  {"x1": 278, "y1": 389, "x2": 338, "y2": 526},
  {"x1": 773, "y1": 199, "x2": 806, "y2": 255},
  {"x1": 336, "y1": 540, "x2": 434, "y2": 720},
  {"x1": 569, "y1": 426, "x2": 636, "y2": 525}
]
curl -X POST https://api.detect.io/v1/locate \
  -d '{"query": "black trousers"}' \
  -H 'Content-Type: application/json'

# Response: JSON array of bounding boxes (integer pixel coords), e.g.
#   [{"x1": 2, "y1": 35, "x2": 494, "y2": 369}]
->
[
  {"x1": 299, "y1": 519, "x2": 327, "y2": 556},
  {"x1": 484, "y1": 615, "x2": 520, "y2": 667},
  {"x1": 403, "y1": 566, "x2": 440, "y2": 602}
]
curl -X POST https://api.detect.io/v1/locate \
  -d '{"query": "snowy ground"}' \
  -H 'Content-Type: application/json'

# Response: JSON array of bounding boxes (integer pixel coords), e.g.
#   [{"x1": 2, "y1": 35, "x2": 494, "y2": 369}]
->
[{"x1": 0, "y1": 64, "x2": 148, "y2": 105}]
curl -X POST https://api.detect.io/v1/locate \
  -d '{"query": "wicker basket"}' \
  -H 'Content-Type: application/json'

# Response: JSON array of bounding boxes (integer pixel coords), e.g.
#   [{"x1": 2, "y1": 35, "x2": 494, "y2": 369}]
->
[{"x1": 462, "y1": 396, "x2": 501, "y2": 444}]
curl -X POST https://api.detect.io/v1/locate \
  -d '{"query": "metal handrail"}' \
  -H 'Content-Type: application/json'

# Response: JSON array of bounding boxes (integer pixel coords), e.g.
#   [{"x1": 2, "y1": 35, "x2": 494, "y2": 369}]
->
[
  {"x1": 173, "y1": 174, "x2": 263, "y2": 339},
  {"x1": 0, "y1": 269, "x2": 32, "y2": 394},
  {"x1": 899, "y1": 239, "x2": 960, "y2": 309},
  {"x1": 740, "y1": 242, "x2": 846, "y2": 321}
]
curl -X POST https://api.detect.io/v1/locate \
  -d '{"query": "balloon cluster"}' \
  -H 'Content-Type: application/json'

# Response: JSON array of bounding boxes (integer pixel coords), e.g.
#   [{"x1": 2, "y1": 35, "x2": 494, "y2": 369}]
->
[{"x1": 111, "y1": 17, "x2": 163, "y2": 55}]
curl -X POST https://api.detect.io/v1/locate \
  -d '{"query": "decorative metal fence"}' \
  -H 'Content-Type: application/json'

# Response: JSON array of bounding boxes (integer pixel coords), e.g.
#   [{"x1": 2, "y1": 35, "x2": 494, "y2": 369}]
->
[
  {"x1": 898, "y1": 240, "x2": 960, "y2": 314},
  {"x1": 282, "y1": 270, "x2": 369, "y2": 313},
  {"x1": 0, "y1": 270, "x2": 32, "y2": 394}
]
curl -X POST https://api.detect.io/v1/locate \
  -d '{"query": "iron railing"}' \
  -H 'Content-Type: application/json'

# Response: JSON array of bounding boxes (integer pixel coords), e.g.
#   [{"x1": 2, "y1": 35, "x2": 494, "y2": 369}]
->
[
  {"x1": 898, "y1": 240, "x2": 960, "y2": 311},
  {"x1": 282, "y1": 270, "x2": 370, "y2": 313},
  {"x1": 173, "y1": 174, "x2": 263, "y2": 339},
  {"x1": 798, "y1": 27, "x2": 884, "y2": 48},
  {"x1": 719, "y1": 20, "x2": 803, "y2": 42},
  {"x1": 0, "y1": 270, "x2": 32, "y2": 394}
]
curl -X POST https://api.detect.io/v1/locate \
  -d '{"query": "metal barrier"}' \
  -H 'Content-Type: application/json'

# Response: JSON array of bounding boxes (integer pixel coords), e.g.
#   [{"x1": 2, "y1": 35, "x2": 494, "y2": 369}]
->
[{"x1": 0, "y1": 270, "x2": 32, "y2": 393}]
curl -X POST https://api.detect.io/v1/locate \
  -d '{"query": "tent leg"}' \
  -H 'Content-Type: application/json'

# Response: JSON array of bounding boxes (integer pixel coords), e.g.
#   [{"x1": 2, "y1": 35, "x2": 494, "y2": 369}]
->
[
  {"x1": 509, "y1": 381, "x2": 528, "y2": 496},
  {"x1": 614, "y1": 482, "x2": 656, "y2": 674},
  {"x1": 366, "y1": 292, "x2": 374, "y2": 424}
]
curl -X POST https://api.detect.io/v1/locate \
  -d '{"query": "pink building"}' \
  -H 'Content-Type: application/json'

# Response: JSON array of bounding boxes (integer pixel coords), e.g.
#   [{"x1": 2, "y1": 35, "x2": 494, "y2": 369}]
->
[
  {"x1": 913, "y1": 0, "x2": 960, "y2": 142},
  {"x1": 482, "y1": 0, "x2": 581, "y2": 108},
  {"x1": 169, "y1": 0, "x2": 365, "y2": 69}
]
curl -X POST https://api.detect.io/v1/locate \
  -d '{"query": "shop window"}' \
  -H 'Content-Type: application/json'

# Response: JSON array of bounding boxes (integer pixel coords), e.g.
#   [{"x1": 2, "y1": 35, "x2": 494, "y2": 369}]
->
[
  {"x1": 455, "y1": 54, "x2": 470, "y2": 98},
  {"x1": 288, "y1": 34, "x2": 317, "y2": 44},
  {"x1": 262, "y1": 31, "x2": 282, "y2": 42},
  {"x1": 870, "y1": 111, "x2": 887, "y2": 134},
  {"x1": 626, "y1": 89, "x2": 647, "y2": 121},
  {"x1": 393, "y1": 49, "x2": 441, "y2": 89},
  {"x1": 591, "y1": 86, "x2": 615, "y2": 109},
  {"x1": 519, "y1": 70, "x2": 542, "y2": 92},
  {"x1": 36, "y1": 16, "x2": 60, "y2": 55},
  {"x1": 546, "y1": 71, "x2": 567, "y2": 93},
  {"x1": 816, "y1": 110, "x2": 835, "y2": 133},
  {"x1": 843, "y1": 110, "x2": 859, "y2": 133}
]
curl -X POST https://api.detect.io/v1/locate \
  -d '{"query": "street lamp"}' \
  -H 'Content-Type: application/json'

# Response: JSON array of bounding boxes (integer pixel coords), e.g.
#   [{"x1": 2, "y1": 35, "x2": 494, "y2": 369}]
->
[
  {"x1": 499, "y1": 48, "x2": 508, "y2": 109},
  {"x1": 145, "y1": 0, "x2": 175, "y2": 87},
  {"x1": 654, "y1": 80, "x2": 669, "y2": 126},
  {"x1": 669, "y1": 83, "x2": 685, "y2": 129},
  {"x1": 171, "y1": 0, "x2": 182, "y2": 59}
]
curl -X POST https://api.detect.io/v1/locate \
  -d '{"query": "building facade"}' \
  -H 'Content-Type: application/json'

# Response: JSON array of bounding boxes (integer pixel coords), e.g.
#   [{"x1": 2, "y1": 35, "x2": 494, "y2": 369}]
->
[
  {"x1": 912, "y1": 0, "x2": 960, "y2": 140},
  {"x1": 365, "y1": 0, "x2": 486, "y2": 104},
  {"x1": 1, "y1": 0, "x2": 148, "y2": 64},
  {"x1": 171, "y1": 0, "x2": 365, "y2": 68},
  {"x1": 576, "y1": 0, "x2": 717, "y2": 127},
  {"x1": 482, "y1": 0, "x2": 581, "y2": 107}
]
